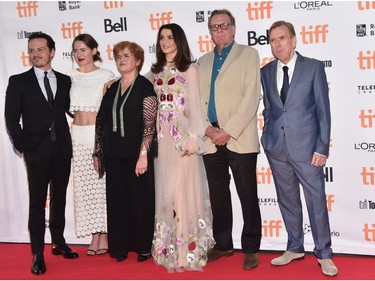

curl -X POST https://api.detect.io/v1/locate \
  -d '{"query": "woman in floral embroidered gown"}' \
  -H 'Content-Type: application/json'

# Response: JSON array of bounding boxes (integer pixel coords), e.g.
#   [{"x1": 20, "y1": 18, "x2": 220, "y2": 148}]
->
[{"x1": 148, "y1": 23, "x2": 214, "y2": 272}]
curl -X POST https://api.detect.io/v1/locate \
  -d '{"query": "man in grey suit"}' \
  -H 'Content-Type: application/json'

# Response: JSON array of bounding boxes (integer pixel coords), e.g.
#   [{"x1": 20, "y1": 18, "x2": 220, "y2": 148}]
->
[
  {"x1": 198, "y1": 9, "x2": 261, "y2": 270},
  {"x1": 261, "y1": 21, "x2": 337, "y2": 276}
]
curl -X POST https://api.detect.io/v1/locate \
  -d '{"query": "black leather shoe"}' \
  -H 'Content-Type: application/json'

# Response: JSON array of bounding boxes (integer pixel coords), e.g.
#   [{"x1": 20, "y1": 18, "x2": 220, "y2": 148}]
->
[
  {"x1": 116, "y1": 255, "x2": 128, "y2": 262},
  {"x1": 31, "y1": 254, "x2": 46, "y2": 275},
  {"x1": 243, "y1": 253, "x2": 259, "y2": 270},
  {"x1": 207, "y1": 248, "x2": 234, "y2": 262},
  {"x1": 52, "y1": 244, "x2": 79, "y2": 259},
  {"x1": 137, "y1": 253, "x2": 152, "y2": 262}
]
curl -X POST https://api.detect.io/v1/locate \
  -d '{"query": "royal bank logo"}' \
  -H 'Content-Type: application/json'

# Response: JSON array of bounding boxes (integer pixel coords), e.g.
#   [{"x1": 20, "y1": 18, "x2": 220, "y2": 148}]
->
[
  {"x1": 359, "y1": 199, "x2": 375, "y2": 210},
  {"x1": 294, "y1": 1, "x2": 333, "y2": 10},
  {"x1": 356, "y1": 23, "x2": 375, "y2": 37},
  {"x1": 357, "y1": 84, "x2": 375, "y2": 94},
  {"x1": 58, "y1": 1, "x2": 81, "y2": 11},
  {"x1": 195, "y1": 10, "x2": 211, "y2": 23}
]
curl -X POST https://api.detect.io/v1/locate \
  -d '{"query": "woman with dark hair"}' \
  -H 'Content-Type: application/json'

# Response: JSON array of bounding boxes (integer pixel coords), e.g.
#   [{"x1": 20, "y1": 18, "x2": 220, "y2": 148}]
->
[
  {"x1": 68, "y1": 33, "x2": 115, "y2": 256},
  {"x1": 148, "y1": 23, "x2": 214, "y2": 272},
  {"x1": 94, "y1": 41, "x2": 157, "y2": 263}
]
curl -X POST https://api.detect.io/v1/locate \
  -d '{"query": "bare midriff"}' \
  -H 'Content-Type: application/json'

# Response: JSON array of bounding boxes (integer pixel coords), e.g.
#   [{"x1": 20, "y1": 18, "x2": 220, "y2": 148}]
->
[{"x1": 73, "y1": 111, "x2": 98, "y2": 126}]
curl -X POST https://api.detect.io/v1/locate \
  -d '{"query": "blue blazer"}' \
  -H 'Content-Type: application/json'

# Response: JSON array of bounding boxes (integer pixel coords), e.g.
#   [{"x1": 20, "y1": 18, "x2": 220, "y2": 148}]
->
[{"x1": 260, "y1": 52, "x2": 331, "y2": 162}]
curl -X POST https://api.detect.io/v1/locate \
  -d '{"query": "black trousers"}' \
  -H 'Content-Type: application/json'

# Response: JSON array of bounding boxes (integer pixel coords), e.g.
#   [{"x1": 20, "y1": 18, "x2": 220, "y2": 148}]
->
[
  {"x1": 105, "y1": 156, "x2": 155, "y2": 258},
  {"x1": 25, "y1": 139, "x2": 71, "y2": 255},
  {"x1": 203, "y1": 145, "x2": 261, "y2": 253}
]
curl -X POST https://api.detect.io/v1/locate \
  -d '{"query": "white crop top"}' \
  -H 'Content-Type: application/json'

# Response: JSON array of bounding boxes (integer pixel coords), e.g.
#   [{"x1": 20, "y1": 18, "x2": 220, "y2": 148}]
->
[{"x1": 67, "y1": 68, "x2": 116, "y2": 113}]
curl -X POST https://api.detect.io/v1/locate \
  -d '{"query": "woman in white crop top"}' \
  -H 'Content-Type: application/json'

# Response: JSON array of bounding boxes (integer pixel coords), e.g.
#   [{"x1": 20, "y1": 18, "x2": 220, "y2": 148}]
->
[{"x1": 68, "y1": 34, "x2": 115, "y2": 256}]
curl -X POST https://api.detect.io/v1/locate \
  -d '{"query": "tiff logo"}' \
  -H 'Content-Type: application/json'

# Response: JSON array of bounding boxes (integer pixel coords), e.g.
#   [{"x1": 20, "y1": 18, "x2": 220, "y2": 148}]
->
[
  {"x1": 258, "y1": 113, "x2": 264, "y2": 131},
  {"x1": 361, "y1": 166, "x2": 375, "y2": 185},
  {"x1": 17, "y1": 1, "x2": 38, "y2": 17},
  {"x1": 149, "y1": 12, "x2": 173, "y2": 31},
  {"x1": 103, "y1": 1, "x2": 124, "y2": 9},
  {"x1": 262, "y1": 220, "x2": 282, "y2": 237},
  {"x1": 300, "y1": 24, "x2": 329, "y2": 44},
  {"x1": 61, "y1": 21, "x2": 83, "y2": 39},
  {"x1": 326, "y1": 194, "x2": 335, "y2": 212},
  {"x1": 359, "y1": 109, "x2": 375, "y2": 128},
  {"x1": 256, "y1": 167, "x2": 272, "y2": 184},
  {"x1": 246, "y1": 1, "x2": 273, "y2": 20},
  {"x1": 358, "y1": 1, "x2": 375, "y2": 10},
  {"x1": 261, "y1": 56, "x2": 275, "y2": 67},
  {"x1": 357, "y1": 51, "x2": 375, "y2": 69},
  {"x1": 197, "y1": 35, "x2": 214, "y2": 53},
  {"x1": 363, "y1": 223, "x2": 375, "y2": 241}
]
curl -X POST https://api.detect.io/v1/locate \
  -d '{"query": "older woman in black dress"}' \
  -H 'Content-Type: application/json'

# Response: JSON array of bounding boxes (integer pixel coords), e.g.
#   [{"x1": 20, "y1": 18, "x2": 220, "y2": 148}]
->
[{"x1": 93, "y1": 41, "x2": 157, "y2": 262}]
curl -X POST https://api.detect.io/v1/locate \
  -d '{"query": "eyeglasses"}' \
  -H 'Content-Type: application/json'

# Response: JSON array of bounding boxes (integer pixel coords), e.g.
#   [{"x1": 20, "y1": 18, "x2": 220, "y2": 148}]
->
[
  {"x1": 209, "y1": 22, "x2": 232, "y2": 31},
  {"x1": 115, "y1": 54, "x2": 134, "y2": 61}
]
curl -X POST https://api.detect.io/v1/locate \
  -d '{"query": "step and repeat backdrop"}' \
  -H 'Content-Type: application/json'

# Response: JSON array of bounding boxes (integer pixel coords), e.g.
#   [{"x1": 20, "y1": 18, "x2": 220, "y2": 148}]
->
[{"x1": 0, "y1": 1, "x2": 374, "y2": 255}]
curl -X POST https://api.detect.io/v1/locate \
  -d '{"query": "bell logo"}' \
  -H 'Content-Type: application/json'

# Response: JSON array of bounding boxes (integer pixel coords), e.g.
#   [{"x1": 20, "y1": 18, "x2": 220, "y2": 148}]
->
[
  {"x1": 61, "y1": 21, "x2": 83, "y2": 39},
  {"x1": 357, "y1": 50, "x2": 375, "y2": 69},
  {"x1": 361, "y1": 166, "x2": 375, "y2": 185},
  {"x1": 149, "y1": 12, "x2": 173, "y2": 30},
  {"x1": 359, "y1": 109, "x2": 375, "y2": 128},
  {"x1": 256, "y1": 167, "x2": 272, "y2": 184},
  {"x1": 300, "y1": 24, "x2": 329, "y2": 44},
  {"x1": 363, "y1": 223, "x2": 375, "y2": 241},
  {"x1": 358, "y1": 1, "x2": 375, "y2": 10},
  {"x1": 17, "y1": 1, "x2": 38, "y2": 17},
  {"x1": 262, "y1": 220, "x2": 282, "y2": 237},
  {"x1": 103, "y1": 1, "x2": 124, "y2": 9},
  {"x1": 197, "y1": 35, "x2": 214, "y2": 53},
  {"x1": 246, "y1": 1, "x2": 273, "y2": 20}
]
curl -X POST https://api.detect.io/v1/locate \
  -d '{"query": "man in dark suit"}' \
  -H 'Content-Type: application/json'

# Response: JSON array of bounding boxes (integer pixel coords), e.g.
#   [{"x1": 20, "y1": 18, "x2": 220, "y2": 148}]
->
[
  {"x1": 261, "y1": 21, "x2": 337, "y2": 277},
  {"x1": 5, "y1": 32, "x2": 78, "y2": 276}
]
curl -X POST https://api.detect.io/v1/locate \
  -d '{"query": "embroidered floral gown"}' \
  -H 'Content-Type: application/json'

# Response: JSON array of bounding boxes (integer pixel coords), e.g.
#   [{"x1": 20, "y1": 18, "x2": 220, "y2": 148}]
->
[{"x1": 151, "y1": 64, "x2": 214, "y2": 272}]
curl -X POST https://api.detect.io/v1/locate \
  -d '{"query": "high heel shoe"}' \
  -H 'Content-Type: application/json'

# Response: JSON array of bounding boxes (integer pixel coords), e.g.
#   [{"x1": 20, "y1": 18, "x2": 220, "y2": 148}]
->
[{"x1": 137, "y1": 253, "x2": 152, "y2": 262}]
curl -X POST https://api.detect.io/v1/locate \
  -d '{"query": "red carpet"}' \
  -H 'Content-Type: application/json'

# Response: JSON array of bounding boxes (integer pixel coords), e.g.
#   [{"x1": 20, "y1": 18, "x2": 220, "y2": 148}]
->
[{"x1": 0, "y1": 243, "x2": 374, "y2": 280}]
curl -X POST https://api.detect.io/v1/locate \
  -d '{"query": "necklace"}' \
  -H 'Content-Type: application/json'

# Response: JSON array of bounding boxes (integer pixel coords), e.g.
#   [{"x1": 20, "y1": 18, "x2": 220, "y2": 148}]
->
[{"x1": 112, "y1": 76, "x2": 137, "y2": 137}]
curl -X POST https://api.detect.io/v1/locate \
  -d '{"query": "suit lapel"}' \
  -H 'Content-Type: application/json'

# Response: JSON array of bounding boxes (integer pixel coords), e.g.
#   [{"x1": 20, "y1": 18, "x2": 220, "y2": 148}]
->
[
  {"x1": 29, "y1": 67, "x2": 51, "y2": 108},
  {"x1": 287, "y1": 53, "x2": 304, "y2": 102}
]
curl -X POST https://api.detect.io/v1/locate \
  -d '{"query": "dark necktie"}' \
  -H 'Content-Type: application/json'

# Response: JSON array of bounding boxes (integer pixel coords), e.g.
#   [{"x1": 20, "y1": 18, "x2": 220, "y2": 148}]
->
[
  {"x1": 44, "y1": 71, "x2": 57, "y2": 141},
  {"x1": 280, "y1": 66, "x2": 289, "y2": 104}
]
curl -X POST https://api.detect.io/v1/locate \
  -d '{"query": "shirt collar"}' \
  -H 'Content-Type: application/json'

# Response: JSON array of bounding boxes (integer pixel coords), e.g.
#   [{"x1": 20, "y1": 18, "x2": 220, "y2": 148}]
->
[
  {"x1": 214, "y1": 41, "x2": 234, "y2": 56},
  {"x1": 34, "y1": 66, "x2": 52, "y2": 78},
  {"x1": 278, "y1": 51, "x2": 297, "y2": 69}
]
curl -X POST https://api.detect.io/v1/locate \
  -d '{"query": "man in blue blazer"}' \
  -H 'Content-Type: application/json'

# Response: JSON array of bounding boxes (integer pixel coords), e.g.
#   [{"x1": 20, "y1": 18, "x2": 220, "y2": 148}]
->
[
  {"x1": 5, "y1": 33, "x2": 78, "y2": 275},
  {"x1": 261, "y1": 21, "x2": 337, "y2": 276}
]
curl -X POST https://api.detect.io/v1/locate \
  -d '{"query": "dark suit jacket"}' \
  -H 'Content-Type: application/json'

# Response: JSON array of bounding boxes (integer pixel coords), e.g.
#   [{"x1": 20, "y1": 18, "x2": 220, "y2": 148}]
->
[
  {"x1": 5, "y1": 67, "x2": 72, "y2": 162},
  {"x1": 261, "y1": 52, "x2": 331, "y2": 162}
]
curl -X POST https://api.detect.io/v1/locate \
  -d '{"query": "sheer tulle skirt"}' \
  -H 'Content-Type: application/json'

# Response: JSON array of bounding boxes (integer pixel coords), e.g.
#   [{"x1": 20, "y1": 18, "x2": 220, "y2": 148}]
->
[{"x1": 152, "y1": 123, "x2": 214, "y2": 272}]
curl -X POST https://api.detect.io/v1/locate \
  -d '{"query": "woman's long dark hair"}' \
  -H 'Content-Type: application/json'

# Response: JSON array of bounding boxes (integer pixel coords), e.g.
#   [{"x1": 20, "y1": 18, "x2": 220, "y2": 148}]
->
[{"x1": 151, "y1": 23, "x2": 193, "y2": 74}]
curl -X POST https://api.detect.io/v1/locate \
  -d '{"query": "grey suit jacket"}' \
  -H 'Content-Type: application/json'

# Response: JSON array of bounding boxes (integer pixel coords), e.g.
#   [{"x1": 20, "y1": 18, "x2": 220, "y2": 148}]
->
[
  {"x1": 261, "y1": 52, "x2": 331, "y2": 162},
  {"x1": 198, "y1": 41, "x2": 261, "y2": 154}
]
